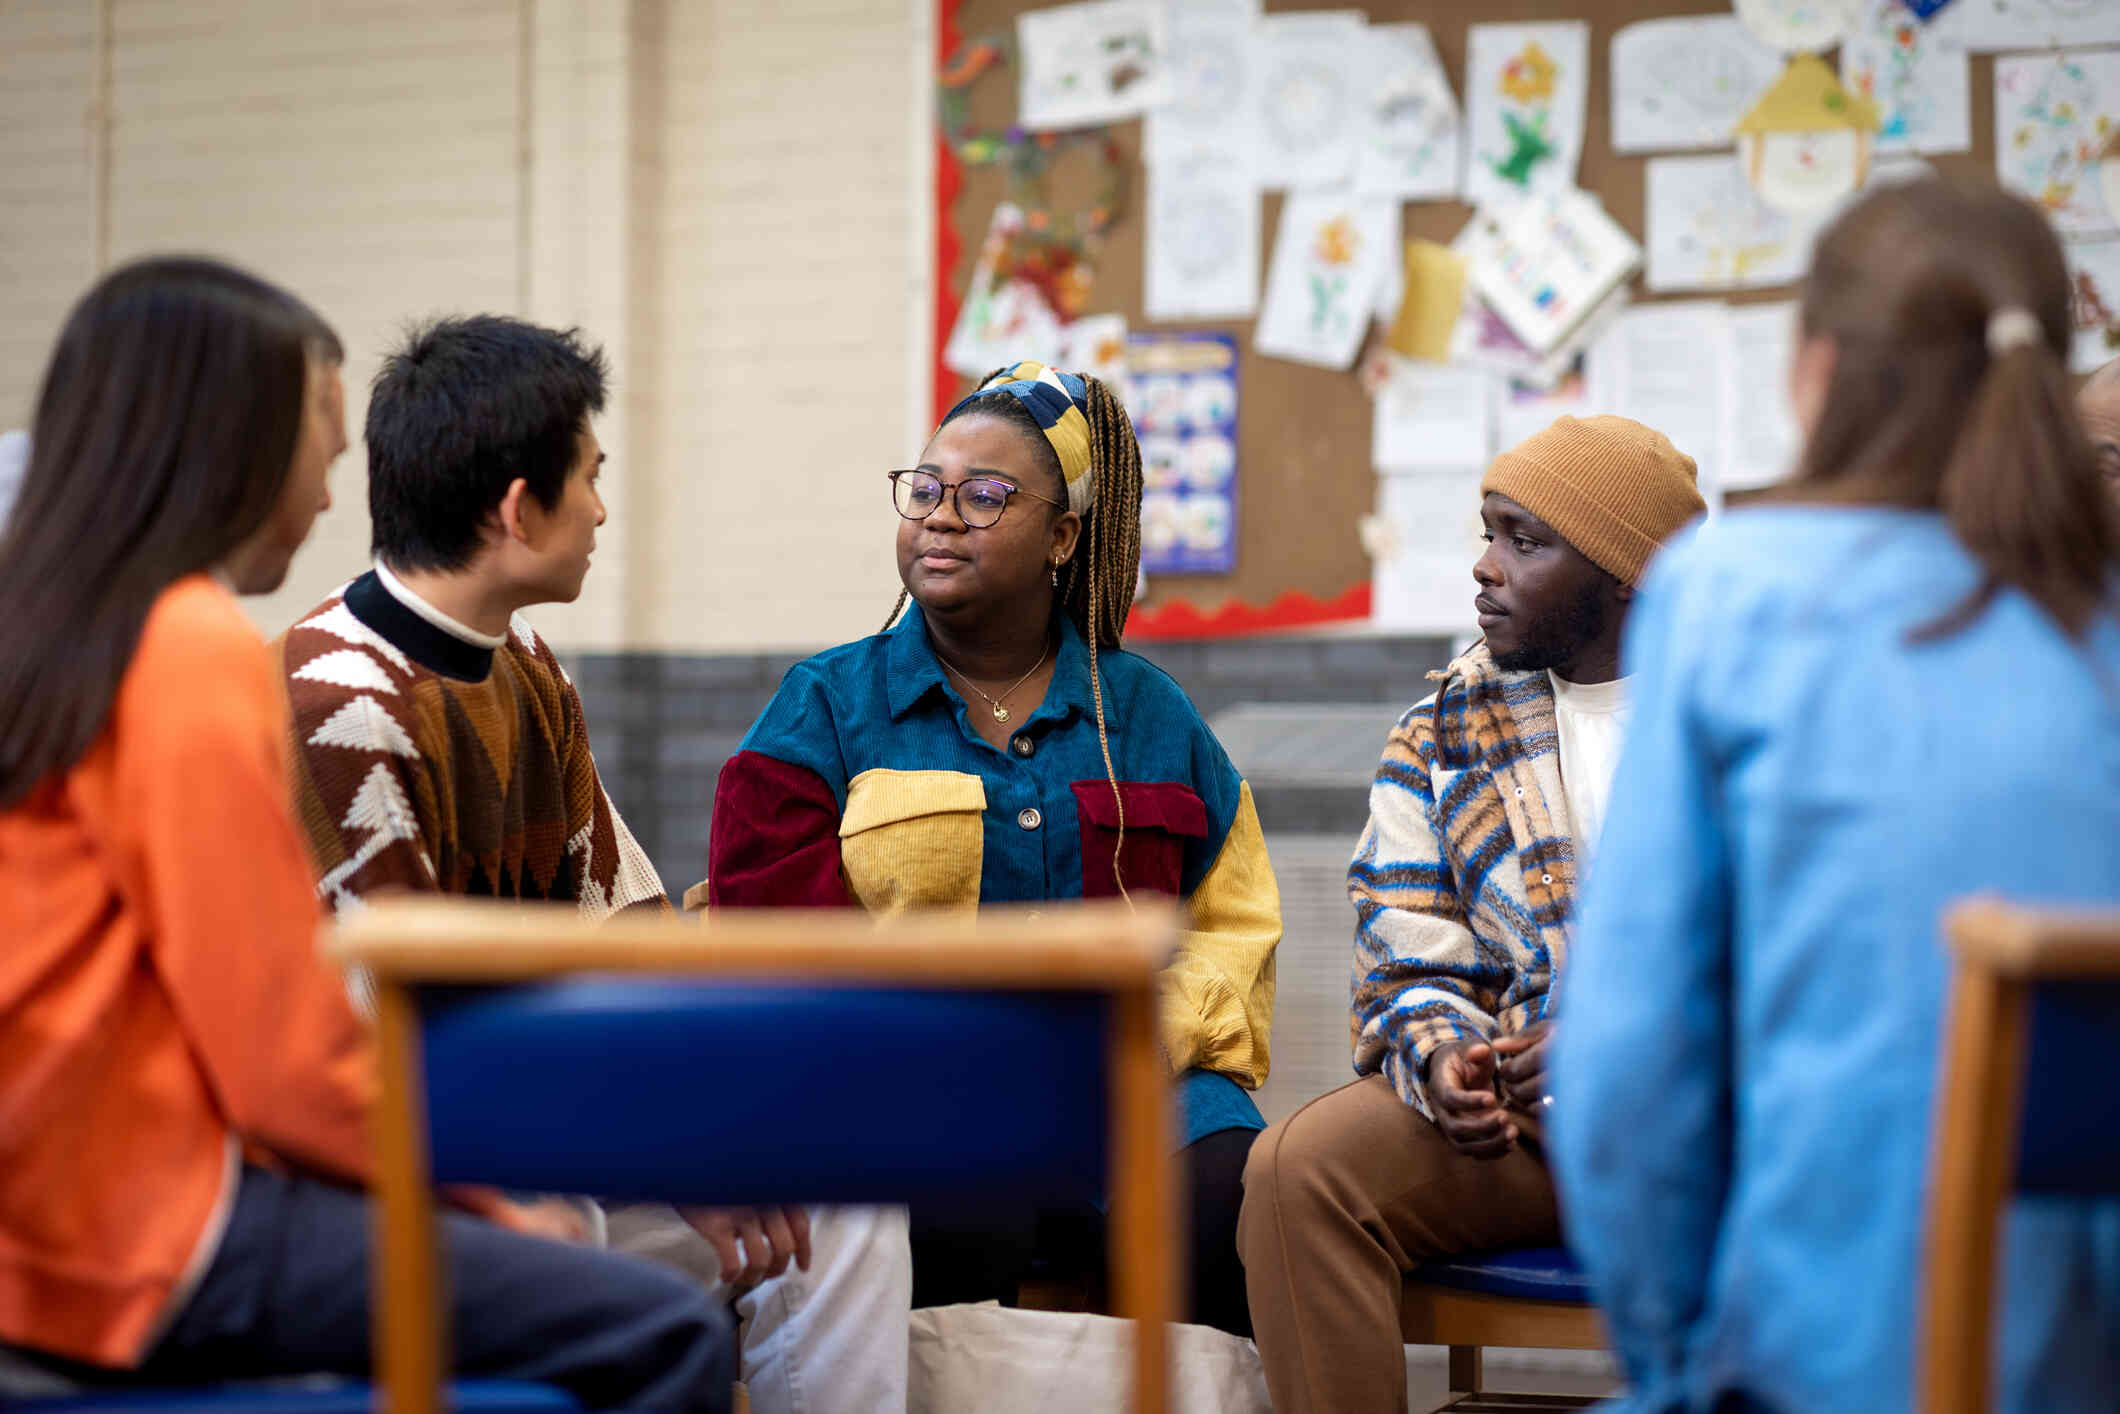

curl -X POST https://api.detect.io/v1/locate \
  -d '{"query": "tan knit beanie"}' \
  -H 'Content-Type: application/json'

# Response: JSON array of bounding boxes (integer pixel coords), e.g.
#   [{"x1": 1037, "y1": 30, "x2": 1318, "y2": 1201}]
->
[{"x1": 1479, "y1": 414, "x2": 1706, "y2": 585}]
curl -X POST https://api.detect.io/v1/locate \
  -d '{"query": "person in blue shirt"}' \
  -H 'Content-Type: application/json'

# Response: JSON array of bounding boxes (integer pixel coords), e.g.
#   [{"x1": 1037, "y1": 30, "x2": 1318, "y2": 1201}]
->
[
  {"x1": 698, "y1": 362, "x2": 1281, "y2": 1394},
  {"x1": 1551, "y1": 176, "x2": 2120, "y2": 1412}
]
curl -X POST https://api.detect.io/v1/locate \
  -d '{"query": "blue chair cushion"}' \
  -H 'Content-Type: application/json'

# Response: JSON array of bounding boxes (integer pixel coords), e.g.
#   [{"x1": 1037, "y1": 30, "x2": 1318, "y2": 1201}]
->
[
  {"x1": 8, "y1": 1378, "x2": 579, "y2": 1411},
  {"x1": 1411, "y1": 1245, "x2": 1592, "y2": 1303},
  {"x1": 2018, "y1": 983, "x2": 2120, "y2": 1196},
  {"x1": 419, "y1": 981, "x2": 1110, "y2": 1206}
]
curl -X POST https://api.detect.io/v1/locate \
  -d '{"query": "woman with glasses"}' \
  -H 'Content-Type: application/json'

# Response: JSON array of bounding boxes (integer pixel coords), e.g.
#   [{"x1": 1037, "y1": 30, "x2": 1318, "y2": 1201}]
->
[{"x1": 702, "y1": 361, "x2": 1280, "y2": 1369}]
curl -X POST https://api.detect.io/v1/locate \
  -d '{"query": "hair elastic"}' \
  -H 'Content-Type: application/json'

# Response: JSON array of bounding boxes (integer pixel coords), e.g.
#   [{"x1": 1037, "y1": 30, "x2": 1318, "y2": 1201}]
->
[{"x1": 1985, "y1": 307, "x2": 2044, "y2": 358}]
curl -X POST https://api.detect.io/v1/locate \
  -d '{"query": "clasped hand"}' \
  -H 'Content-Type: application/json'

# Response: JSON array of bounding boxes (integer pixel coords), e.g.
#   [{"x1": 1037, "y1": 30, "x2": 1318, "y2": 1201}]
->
[
  {"x1": 682, "y1": 1206, "x2": 814, "y2": 1290},
  {"x1": 1428, "y1": 1022, "x2": 1552, "y2": 1159}
]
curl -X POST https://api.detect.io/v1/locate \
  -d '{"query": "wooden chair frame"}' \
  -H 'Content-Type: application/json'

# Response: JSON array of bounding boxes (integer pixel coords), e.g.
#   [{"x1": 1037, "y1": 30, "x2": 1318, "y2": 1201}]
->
[
  {"x1": 1921, "y1": 898, "x2": 2120, "y2": 1414},
  {"x1": 333, "y1": 897, "x2": 1183, "y2": 1414},
  {"x1": 1400, "y1": 1283, "x2": 1605, "y2": 1401}
]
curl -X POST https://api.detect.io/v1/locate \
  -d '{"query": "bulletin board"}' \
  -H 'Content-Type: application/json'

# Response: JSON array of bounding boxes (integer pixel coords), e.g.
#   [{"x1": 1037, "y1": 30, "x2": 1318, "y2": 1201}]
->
[{"x1": 933, "y1": 0, "x2": 2005, "y2": 637}]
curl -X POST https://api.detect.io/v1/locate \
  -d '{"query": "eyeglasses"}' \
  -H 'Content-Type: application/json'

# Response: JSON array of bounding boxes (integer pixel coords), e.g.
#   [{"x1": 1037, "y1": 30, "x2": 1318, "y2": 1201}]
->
[{"x1": 888, "y1": 470, "x2": 1064, "y2": 529}]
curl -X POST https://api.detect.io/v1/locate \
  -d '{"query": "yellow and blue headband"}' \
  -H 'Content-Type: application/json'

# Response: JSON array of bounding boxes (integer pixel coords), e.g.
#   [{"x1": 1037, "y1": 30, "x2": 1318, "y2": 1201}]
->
[{"x1": 946, "y1": 361, "x2": 1096, "y2": 515}]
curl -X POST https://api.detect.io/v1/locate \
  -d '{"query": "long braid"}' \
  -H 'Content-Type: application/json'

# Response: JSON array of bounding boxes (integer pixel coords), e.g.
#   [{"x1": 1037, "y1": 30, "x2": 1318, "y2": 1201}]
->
[
  {"x1": 881, "y1": 586, "x2": 909, "y2": 634},
  {"x1": 1071, "y1": 374, "x2": 1144, "y2": 902}
]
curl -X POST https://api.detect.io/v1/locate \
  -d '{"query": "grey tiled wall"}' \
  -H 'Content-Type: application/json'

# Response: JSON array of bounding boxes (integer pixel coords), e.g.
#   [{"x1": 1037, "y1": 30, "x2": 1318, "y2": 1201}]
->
[{"x1": 570, "y1": 632, "x2": 1455, "y2": 899}]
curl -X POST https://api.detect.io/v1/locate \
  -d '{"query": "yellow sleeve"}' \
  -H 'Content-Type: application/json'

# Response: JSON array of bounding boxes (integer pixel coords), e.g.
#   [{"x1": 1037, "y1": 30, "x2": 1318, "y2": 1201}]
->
[{"x1": 1161, "y1": 781, "x2": 1280, "y2": 1087}]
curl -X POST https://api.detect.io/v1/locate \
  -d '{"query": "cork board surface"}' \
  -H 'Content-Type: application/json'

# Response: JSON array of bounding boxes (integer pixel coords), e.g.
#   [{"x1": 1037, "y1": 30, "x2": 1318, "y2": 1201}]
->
[{"x1": 940, "y1": 0, "x2": 2001, "y2": 620}]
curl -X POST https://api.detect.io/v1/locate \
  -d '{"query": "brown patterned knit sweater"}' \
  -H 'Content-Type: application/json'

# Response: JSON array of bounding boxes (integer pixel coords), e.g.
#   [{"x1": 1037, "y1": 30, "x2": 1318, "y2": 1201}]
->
[{"x1": 275, "y1": 567, "x2": 666, "y2": 918}]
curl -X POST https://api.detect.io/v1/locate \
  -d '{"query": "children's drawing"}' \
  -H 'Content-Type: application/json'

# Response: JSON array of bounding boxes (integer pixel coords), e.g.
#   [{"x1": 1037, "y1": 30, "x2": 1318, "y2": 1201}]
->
[
  {"x1": 2067, "y1": 239, "x2": 2120, "y2": 374},
  {"x1": 1953, "y1": 0, "x2": 2120, "y2": 50},
  {"x1": 1646, "y1": 155, "x2": 1813, "y2": 292},
  {"x1": 1840, "y1": 0, "x2": 1971, "y2": 155},
  {"x1": 1995, "y1": 50, "x2": 2120, "y2": 238},
  {"x1": 1056, "y1": 314, "x2": 1129, "y2": 385},
  {"x1": 1016, "y1": 0, "x2": 1168, "y2": 132},
  {"x1": 944, "y1": 204, "x2": 1064, "y2": 377},
  {"x1": 1464, "y1": 22, "x2": 1589, "y2": 211},
  {"x1": 1254, "y1": 192, "x2": 1396, "y2": 370},
  {"x1": 1144, "y1": 151, "x2": 1260, "y2": 320},
  {"x1": 1735, "y1": 55, "x2": 1882, "y2": 213},
  {"x1": 1144, "y1": 0, "x2": 1257, "y2": 161},
  {"x1": 1610, "y1": 16, "x2": 1784, "y2": 154},
  {"x1": 1354, "y1": 23, "x2": 1460, "y2": 200},
  {"x1": 1734, "y1": 0, "x2": 1857, "y2": 52},
  {"x1": 1125, "y1": 332, "x2": 1239, "y2": 574},
  {"x1": 1250, "y1": 10, "x2": 1365, "y2": 190}
]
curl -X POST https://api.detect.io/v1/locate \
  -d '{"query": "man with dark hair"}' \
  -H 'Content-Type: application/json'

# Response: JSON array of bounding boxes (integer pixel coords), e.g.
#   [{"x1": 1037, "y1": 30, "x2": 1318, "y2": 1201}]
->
[
  {"x1": 2080, "y1": 355, "x2": 2120, "y2": 502},
  {"x1": 1237, "y1": 416, "x2": 1707, "y2": 1414},
  {"x1": 278, "y1": 315, "x2": 657, "y2": 916},
  {"x1": 275, "y1": 316, "x2": 908, "y2": 1414}
]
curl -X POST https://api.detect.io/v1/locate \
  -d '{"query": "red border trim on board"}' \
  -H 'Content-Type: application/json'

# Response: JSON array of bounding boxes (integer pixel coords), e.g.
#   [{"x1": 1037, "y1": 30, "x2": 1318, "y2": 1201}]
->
[
  {"x1": 927, "y1": 0, "x2": 1369, "y2": 639},
  {"x1": 1125, "y1": 583, "x2": 1375, "y2": 641},
  {"x1": 932, "y1": 0, "x2": 965, "y2": 431}
]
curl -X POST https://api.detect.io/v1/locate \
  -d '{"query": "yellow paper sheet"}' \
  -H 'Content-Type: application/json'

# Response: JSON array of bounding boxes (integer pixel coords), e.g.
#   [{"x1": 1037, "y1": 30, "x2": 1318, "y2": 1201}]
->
[{"x1": 1387, "y1": 241, "x2": 1467, "y2": 362}]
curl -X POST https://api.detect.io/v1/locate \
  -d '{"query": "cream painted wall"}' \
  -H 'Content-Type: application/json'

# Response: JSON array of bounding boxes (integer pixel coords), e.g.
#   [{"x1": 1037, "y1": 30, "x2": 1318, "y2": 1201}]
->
[{"x1": 0, "y1": 0, "x2": 931, "y2": 654}]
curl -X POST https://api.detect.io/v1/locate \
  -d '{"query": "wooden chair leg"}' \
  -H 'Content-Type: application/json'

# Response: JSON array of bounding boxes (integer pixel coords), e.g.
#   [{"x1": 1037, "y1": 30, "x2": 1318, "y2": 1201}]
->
[
  {"x1": 1921, "y1": 963, "x2": 2030, "y2": 1414},
  {"x1": 1109, "y1": 985, "x2": 1175, "y2": 1414},
  {"x1": 1448, "y1": 1344, "x2": 1483, "y2": 1395},
  {"x1": 373, "y1": 982, "x2": 446, "y2": 1414}
]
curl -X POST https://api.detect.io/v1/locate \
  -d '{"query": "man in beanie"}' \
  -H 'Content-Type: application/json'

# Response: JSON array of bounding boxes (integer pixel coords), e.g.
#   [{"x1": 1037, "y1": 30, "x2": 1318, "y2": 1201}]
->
[{"x1": 1237, "y1": 415, "x2": 1705, "y2": 1414}]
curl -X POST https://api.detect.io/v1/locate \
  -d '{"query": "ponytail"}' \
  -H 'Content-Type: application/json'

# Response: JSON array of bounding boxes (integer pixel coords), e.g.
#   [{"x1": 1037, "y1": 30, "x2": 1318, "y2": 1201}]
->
[{"x1": 1922, "y1": 328, "x2": 2114, "y2": 640}]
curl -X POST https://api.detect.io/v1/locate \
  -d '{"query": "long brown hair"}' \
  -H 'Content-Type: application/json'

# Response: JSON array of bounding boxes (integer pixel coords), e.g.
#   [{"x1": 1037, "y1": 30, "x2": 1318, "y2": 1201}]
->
[
  {"x1": 0, "y1": 256, "x2": 338, "y2": 807},
  {"x1": 1781, "y1": 175, "x2": 2115, "y2": 638}
]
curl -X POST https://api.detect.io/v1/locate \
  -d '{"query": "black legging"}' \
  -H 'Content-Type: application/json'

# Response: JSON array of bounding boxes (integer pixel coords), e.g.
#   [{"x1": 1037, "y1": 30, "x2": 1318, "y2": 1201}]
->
[{"x1": 908, "y1": 1125, "x2": 1259, "y2": 1338}]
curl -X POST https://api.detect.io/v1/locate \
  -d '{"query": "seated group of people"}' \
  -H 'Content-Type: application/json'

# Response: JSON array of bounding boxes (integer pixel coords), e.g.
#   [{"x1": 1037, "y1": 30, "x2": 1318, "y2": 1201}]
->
[{"x1": 2, "y1": 180, "x2": 2116, "y2": 1414}]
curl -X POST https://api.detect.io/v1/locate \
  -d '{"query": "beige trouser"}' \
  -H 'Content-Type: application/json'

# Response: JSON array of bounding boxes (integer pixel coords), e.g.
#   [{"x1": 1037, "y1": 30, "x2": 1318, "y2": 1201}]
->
[{"x1": 1236, "y1": 1073, "x2": 1560, "y2": 1414}]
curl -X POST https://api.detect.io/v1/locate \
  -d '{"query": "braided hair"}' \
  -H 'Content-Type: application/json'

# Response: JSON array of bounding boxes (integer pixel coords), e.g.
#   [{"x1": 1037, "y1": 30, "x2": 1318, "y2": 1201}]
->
[{"x1": 884, "y1": 369, "x2": 1146, "y2": 895}]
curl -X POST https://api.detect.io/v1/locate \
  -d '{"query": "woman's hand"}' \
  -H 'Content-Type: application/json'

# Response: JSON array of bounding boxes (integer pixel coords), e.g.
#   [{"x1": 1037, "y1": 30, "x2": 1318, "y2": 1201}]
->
[{"x1": 682, "y1": 1205, "x2": 814, "y2": 1290}]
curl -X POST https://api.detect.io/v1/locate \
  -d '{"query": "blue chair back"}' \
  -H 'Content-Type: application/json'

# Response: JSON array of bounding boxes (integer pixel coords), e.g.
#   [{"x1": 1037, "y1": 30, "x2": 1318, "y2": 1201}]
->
[
  {"x1": 2015, "y1": 981, "x2": 2120, "y2": 1196},
  {"x1": 420, "y1": 979, "x2": 1112, "y2": 1205}
]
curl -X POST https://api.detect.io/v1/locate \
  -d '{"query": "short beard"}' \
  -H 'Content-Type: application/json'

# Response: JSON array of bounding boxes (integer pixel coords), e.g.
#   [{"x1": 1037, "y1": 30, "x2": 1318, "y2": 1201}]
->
[{"x1": 1490, "y1": 591, "x2": 1607, "y2": 674}]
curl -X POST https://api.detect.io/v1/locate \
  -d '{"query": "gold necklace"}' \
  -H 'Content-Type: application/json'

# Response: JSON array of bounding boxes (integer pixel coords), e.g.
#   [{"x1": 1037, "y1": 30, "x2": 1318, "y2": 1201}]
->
[{"x1": 937, "y1": 639, "x2": 1051, "y2": 724}]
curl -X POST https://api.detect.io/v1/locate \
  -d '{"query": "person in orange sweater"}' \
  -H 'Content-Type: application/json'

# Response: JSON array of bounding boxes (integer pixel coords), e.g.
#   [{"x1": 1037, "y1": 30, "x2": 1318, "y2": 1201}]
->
[{"x1": 0, "y1": 257, "x2": 732, "y2": 1411}]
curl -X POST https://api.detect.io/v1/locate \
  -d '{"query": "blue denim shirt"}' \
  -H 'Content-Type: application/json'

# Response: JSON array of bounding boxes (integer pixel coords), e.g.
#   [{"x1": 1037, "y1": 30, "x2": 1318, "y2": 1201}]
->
[{"x1": 1552, "y1": 507, "x2": 2120, "y2": 1413}]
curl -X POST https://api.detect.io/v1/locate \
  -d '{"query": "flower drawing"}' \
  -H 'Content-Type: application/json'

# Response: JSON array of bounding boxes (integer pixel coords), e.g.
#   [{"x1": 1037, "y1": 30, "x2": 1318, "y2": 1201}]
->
[{"x1": 1499, "y1": 42, "x2": 1558, "y2": 105}]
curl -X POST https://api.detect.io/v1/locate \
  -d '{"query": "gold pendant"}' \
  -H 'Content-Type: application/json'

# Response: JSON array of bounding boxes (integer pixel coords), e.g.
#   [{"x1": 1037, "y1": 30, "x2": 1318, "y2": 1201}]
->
[{"x1": 993, "y1": 705, "x2": 1011, "y2": 723}]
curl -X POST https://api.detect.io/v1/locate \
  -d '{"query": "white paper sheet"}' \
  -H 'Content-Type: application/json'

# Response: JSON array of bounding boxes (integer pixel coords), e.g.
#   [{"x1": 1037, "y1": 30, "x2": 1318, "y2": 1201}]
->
[
  {"x1": 1016, "y1": 0, "x2": 1169, "y2": 132},
  {"x1": 1839, "y1": 0, "x2": 1971, "y2": 155},
  {"x1": 1249, "y1": 10, "x2": 1367, "y2": 191},
  {"x1": 1144, "y1": 152, "x2": 1261, "y2": 320},
  {"x1": 1497, "y1": 357, "x2": 1594, "y2": 452},
  {"x1": 1463, "y1": 22, "x2": 1591, "y2": 212},
  {"x1": 1646, "y1": 154, "x2": 1816, "y2": 292},
  {"x1": 1354, "y1": 23, "x2": 1462, "y2": 200},
  {"x1": 1586, "y1": 300, "x2": 1730, "y2": 503},
  {"x1": 1995, "y1": 49, "x2": 2120, "y2": 239},
  {"x1": 1734, "y1": 0, "x2": 1857, "y2": 52},
  {"x1": 1372, "y1": 360, "x2": 1493, "y2": 471},
  {"x1": 944, "y1": 203, "x2": 1064, "y2": 377},
  {"x1": 1056, "y1": 313, "x2": 1129, "y2": 384},
  {"x1": 1369, "y1": 467, "x2": 1489, "y2": 633},
  {"x1": 1720, "y1": 301, "x2": 1803, "y2": 492},
  {"x1": 1460, "y1": 187, "x2": 1643, "y2": 355},
  {"x1": 1144, "y1": 0, "x2": 1259, "y2": 162},
  {"x1": 1954, "y1": 0, "x2": 2120, "y2": 51},
  {"x1": 2068, "y1": 238, "x2": 2120, "y2": 374},
  {"x1": 1610, "y1": 15, "x2": 1784, "y2": 154},
  {"x1": 1253, "y1": 191, "x2": 1398, "y2": 370}
]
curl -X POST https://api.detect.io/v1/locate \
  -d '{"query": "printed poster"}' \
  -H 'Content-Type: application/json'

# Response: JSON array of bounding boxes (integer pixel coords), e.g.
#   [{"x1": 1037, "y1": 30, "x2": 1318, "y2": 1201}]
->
[
  {"x1": 1127, "y1": 332, "x2": 1239, "y2": 575},
  {"x1": 1464, "y1": 22, "x2": 1591, "y2": 211}
]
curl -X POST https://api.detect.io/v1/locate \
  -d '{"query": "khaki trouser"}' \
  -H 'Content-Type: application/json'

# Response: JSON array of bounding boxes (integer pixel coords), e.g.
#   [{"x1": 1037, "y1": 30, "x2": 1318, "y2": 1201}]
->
[{"x1": 1236, "y1": 1073, "x2": 1560, "y2": 1414}]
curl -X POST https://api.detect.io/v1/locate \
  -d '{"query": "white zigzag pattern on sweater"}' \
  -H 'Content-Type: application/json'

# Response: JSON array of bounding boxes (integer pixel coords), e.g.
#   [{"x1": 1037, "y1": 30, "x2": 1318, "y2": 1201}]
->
[
  {"x1": 308, "y1": 696, "x2": 419, "y2": 758},
  {"x1": 298, "y1": 600, "x2": 413, "y2": 675},
  {"x1": 293, "y1": 649, "x2": 398, "y2": 696}
]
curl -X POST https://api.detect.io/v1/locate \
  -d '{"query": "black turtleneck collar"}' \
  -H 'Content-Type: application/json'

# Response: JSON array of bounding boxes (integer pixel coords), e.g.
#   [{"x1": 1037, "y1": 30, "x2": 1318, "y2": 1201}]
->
[{"x1": 344, "y1": 570, "x2": 496, "y2": 682}]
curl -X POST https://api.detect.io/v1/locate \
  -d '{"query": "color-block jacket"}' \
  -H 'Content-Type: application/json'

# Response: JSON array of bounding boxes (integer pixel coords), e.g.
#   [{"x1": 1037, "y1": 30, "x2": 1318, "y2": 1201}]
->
[
  {"x1": 1349, "y1": 642, "x2": 1577, "y2": 1118},
  {"x1": 705, "y1": 605, "x2": 1280, "y2": 1096}
]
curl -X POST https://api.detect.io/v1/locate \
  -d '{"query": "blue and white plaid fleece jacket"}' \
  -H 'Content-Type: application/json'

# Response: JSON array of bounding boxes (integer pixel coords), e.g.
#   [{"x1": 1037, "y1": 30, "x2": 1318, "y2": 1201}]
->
[{"x1": 1348, "y1": 642, "x2": 1577, "y2": 1118}]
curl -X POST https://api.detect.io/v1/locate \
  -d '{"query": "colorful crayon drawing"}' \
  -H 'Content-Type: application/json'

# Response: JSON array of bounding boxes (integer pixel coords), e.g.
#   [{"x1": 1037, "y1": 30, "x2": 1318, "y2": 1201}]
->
[
  {"x1": 1994, "y1": 50, "x2": 2120, "y2": 237},
  {"x1": 1839, "y1": 0, "x2": 1971, "y2": 156},
  {"x1": 1464, "y1": 22, "x2": 1588, "y2": 211}
]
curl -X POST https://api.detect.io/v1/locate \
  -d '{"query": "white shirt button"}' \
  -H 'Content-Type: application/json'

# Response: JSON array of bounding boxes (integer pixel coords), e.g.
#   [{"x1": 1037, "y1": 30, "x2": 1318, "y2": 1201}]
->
[
  {"x1": 1012, "y1": 736, "x2": 1035, "y2": 757},
  {"x1": 1018, "y1": 807, "x2": 1043, "y2": 830}
]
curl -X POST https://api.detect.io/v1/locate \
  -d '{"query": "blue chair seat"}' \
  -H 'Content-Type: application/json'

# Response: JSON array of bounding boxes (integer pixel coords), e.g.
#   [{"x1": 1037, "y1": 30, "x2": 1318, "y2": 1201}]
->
[
  {"x1": 1412, "y1": 1245, "x2": 1591, "y2": 1303},
  {"x1": 9, "y1": 1378, "x2": 580, "y2": 1412}
]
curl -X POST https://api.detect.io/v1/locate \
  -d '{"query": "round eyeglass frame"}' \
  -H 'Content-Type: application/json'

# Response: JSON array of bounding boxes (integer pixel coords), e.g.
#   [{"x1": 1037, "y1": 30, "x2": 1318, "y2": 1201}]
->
[{"x1": 886, "y1": 469, "x2": 1066, "y2": 529}]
